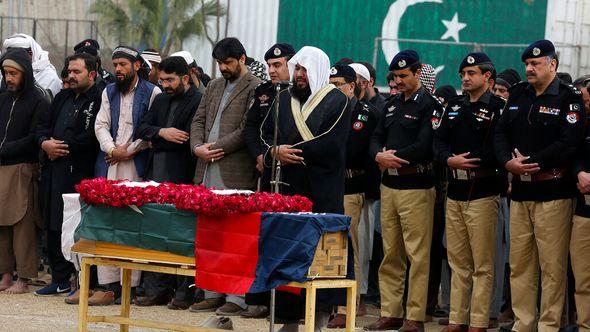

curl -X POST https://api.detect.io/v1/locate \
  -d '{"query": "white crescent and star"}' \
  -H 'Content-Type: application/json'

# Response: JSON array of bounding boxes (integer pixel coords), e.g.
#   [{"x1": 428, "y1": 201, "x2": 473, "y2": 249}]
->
[
  {"x1": 381, "y1": 0, "x2": 469, "y2": 77},
  {"x1": 440, "y1": 12, "x2": 467, "y2": 42}
]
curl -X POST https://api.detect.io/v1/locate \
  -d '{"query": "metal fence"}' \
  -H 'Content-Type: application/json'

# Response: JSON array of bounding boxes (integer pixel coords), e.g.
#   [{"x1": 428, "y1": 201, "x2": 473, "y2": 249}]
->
[{"x1": 1, "y1": 16, "x2": 98, "y2": 71}]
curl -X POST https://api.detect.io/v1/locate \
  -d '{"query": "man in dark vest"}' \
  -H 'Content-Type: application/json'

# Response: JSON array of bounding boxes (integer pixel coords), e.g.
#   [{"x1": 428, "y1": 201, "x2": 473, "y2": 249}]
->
[{"x1": 93, "y1": 45, "x2": 160, "y2": 305}]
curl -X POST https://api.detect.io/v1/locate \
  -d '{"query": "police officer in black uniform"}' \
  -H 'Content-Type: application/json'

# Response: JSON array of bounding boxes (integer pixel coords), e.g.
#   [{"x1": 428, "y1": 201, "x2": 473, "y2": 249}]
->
[
  {"x1": 73, "y1": 39, "x2": 115, "y2": 91},
  {"x1": 326, "y1": 63, "x2": 378, "y2": 328},
  {"x1": 365, "y1": 50, "x2": 443, "y2": 332},
  {"x1": 571, "y1": 92, "x2": 590, "y2": 330},
  {"x1": 242, "y1": 43, "x2": 296, "y2": 320},
  {"x1": 494, "y1": 39, "x2": 585, "y2": 332},
  {"x1": 244, "y1": 43, "x2": 295, "y2": 190},
  {"x1": 433, "y1": 52, "x2": 505, "y2": 331}
]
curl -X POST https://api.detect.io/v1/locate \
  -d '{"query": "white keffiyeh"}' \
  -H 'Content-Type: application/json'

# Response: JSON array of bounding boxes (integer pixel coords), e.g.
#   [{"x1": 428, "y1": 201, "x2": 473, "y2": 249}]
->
[
  {"x1": 287, "y1": 46, "x2": 331, "y2": 110},
  {"x1": 3, "y1": 33, "x2": 62, "y2": 96}
]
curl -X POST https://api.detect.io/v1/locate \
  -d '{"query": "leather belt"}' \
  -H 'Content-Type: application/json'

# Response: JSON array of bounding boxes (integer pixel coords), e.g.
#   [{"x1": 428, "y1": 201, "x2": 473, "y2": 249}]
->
[
  {"x1": 387, "y1": 163, "x2": 433, "y2": 176},
  {"x1": 451, "y1": 168, "x2": 497, "y2": 180},
  {"x1": 516, "y1": 168, "x2": 567, "y2": 182},
  {"x1": 345, "y1": 169, "x2": 365, "y2": 179}
]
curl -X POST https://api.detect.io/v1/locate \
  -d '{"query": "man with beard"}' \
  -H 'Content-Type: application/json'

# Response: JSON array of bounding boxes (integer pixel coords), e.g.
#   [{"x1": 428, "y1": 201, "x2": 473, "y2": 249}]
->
[
  {"x1": 245, "y1": 43, "x2": 295, "y2": 186},
  {"x1": 93, "y1": 46, "x2": 160, "y2": 305},
  {"x1": 494, "y1": 40, "x2": 584, "y2": 332},
  {"x1": 259, "y1": 45, "x2": 352, "y2": 332},
  {"x1": 360, "y1": 62, "x2": 387, "y2": 113},
  {"x1": 170, "y1": 51, "x2": 206, "y2": 94},
  {"x1": 261, "y1": 46, "x2": 352, "y2": 213},
  {"x1": 433, "y1": 53, "x2": 505, "y2": 332},
  {"x1": 327, "y1": 63, "x2": 378, "y2": 329},
  {"x1": 3, "y1": 33, "x2": 62, "y2": 97},
  {"x1": 73, "y1": 39, "x2": 115, "y2": 91},
  {"x1": 141, "y1": 49, "x2": 162, "y2": 85},
  {"x1": 135, "y1": 56, "x2": 202, "y2": 309},
  {"x1": 189, "y1": 37, "x2": 260, "y2": 316},
  {"x1": 34, "y1": 53, "x2": 102, "y2": 297},
  {"x1": 0, "y1": 49, "x2": 49, "y2": 294},
  {"x1": 366, "y1": 50, "x2": 443, "y2": 332}
]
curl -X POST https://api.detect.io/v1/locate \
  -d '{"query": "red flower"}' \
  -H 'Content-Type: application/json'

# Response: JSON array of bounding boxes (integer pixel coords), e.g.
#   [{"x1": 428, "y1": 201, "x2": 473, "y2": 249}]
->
[{"x1": 75, "y1": 178, "x2": 313, "y2": 216}]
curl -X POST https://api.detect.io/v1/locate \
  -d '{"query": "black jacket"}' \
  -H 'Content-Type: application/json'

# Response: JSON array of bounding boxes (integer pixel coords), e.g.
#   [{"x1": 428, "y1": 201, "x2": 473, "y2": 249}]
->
[
  {"x1": 494, "y1": 77, "x2": 585, "y2": 201},
  {"x1": 36, "y1": 84, "x2": 102, "y2": 230},
  {"x1": 137, "y1": 85, "x2": 202, "y2": 184},
  {"x1": 261, "y1": 87, "x2": 352, "y2": 214},
  {"x1": 345, "y1": 98, "x2": 378, "y2": 195},
  {"x1": 0, "y1": 49, "x2": 49, "y2": 166},
  {"x1": 370, "y1": 86, "x2": 443, "y2": 189},
  {"x1": 434, "y1": 91, "x2": 505, "y2": 201}
]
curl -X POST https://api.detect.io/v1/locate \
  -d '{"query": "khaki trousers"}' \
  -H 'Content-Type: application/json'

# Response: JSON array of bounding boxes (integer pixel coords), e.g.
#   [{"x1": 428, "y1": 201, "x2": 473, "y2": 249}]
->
[
  {"x1": 510, "y1": 199, "x2": 572, "y2": 332},
  {"x1": 344, "y1": 193, "x2": 364, "y2": 299},
  {"x1": 446, "y1": 196, "x2": 499, "y2": 328},
  {"x1": 379, "y1": 186, "x2": 435, "y2": 321},
  {"x1": 571, "y1": 215, "x2": 590, "y2": 332},
  {"x1": 0, "y1": 216, "x2": 38, "y2": 279}
]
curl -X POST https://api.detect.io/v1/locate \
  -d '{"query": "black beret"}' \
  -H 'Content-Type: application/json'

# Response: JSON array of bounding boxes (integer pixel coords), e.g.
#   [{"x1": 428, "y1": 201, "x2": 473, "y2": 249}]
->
[
  {"x1": 495, "y1": 69, "x2": 522, "y2": 88},
  {"x1": 521, "y1": 39, "x2": 556, "y2": 62},
  {"x1": 329, "y1": 64, "x2": 356, "y2": 82},
  {"x1": 459, "y1": 52, "x2": 492, "y2": 72},
  {"x1": 264, "y1": 43, "x2": 295, "y2": 61},
  {"x1": 389, "y1": 50, "x2": 420, "y2": 71},
  {"x1": 74, "y1": 39, "x2": 100, "y2": 51},
  {"x1": 74, "y1": 39, "x2": 100, "y2": 55}
]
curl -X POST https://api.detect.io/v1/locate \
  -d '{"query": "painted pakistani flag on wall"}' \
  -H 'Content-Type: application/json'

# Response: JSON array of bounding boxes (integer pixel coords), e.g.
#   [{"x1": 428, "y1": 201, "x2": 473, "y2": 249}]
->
[{"x1": 277, "y1": 0, "x2": 548, "y2": 88}]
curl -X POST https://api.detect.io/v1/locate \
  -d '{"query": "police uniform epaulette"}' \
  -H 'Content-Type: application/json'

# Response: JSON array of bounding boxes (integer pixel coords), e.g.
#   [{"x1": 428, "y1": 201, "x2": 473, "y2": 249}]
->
[
  {"x1": 508, "y1": 80, "x2": 528, "y2": 92},
  {"x1": 560, "y1": 80, "x2": 583, "y2": 95},
  {"x1": 488, "y1": 93, "x2": 507, "y2": 109},
  {"x1": 255, "y1": 80, "x2": 274, "y2": 91},
  {"x1": 447, "y1": 94, "x2": 468, "y2": 104}
]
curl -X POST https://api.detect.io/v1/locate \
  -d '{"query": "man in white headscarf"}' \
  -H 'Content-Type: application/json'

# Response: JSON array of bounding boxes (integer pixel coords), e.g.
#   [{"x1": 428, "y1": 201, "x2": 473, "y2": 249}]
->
[
  {"x1": 3, "y1": 33, "x2": 62, "y2": 97},
  {"x1": 260, "y1": 46, "x2": 353, "y2": 332},
  {"x1": 170, "y1": 50, "x2": 206, "y2": 93},
  {"x1": 261, "y1": 45, "x2": 352, "y2": 213}
]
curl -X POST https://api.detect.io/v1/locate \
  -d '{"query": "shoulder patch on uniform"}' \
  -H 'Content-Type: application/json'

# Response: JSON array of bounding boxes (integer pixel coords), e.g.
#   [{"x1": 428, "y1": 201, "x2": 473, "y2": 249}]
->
[
  {"x1": 561, "y1": 81, "x2": 583, "y2": 95},
  {"x1": 566, "y1": 111, "x2": 580, "y2": 124}
]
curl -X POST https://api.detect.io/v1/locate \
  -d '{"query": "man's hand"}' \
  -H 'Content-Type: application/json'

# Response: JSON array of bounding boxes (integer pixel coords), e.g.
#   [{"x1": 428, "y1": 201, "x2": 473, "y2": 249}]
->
[
  {"x1": 272, "y1": 145, "x2": 304, "y2": 165},
  {"x1": 577, "y1": 171, "x2": 590, "y2": 194},
  {"x1": 159, "y1": 127, "x2": 189, "y2": 144},
  {"x1": 194, "y1": 142, "x2": 225, "y2": 163},
  {"x1": 375, "y1": 149, "x2": 409, "y2": 169},
  {"x1": 106, "y1": 143, "x2": 137, "y2": 165},
  {"x1": 505, "y1": 148, "x2": 540, "y2": 175},
  {"x1": 41, "y1": 138, "x2": 69, "y2": 160},
  {"x1": 256, "y1": 154, "x2": 264, "y2": 172},
  {"x1": 447, "y1": 152, "x2": 481, "y2": 170}
]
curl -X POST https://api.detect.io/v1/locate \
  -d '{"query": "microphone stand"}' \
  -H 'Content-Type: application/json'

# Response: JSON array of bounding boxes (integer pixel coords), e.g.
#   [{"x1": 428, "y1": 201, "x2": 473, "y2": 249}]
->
[
  {"x1": 269, "y1": 82, "x2": 290, "y2": 194},
  {"x1": 268, "y1": 81, "x2": 290, "y2": 332}
]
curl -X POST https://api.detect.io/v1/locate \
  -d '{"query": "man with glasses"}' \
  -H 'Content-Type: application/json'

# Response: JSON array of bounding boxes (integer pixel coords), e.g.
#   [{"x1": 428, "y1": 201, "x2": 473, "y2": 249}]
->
[{"x1": 135, "y1": 56, "x2": 202, "y2": 309}]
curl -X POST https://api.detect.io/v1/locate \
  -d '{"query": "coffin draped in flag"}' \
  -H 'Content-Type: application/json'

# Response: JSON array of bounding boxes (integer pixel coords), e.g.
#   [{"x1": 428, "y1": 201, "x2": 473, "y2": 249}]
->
[{"x1": 195, "y1": 212, "x2": 350, "y2": 295}]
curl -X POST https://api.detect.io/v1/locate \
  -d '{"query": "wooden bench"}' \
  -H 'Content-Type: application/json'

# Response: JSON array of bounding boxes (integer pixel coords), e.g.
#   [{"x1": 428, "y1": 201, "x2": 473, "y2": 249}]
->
[{"x1": 72, "y1": 239, "x2": 356, "y2": 332}]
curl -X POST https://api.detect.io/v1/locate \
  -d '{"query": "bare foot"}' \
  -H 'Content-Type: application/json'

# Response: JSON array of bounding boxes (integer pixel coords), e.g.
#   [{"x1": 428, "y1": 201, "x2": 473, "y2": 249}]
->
[
  {"x1": 1, "y1": 278, "x2": 29, "y2": 294},
  {"x1": 0, "y1": 274, "x2": 13, "y2": 291}
]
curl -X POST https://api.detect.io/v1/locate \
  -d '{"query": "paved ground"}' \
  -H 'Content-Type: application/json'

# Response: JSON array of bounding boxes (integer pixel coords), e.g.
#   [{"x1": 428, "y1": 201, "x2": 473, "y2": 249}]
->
[{"x1": 0, "y1": 287, "x2": 497, "y2": 331}]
